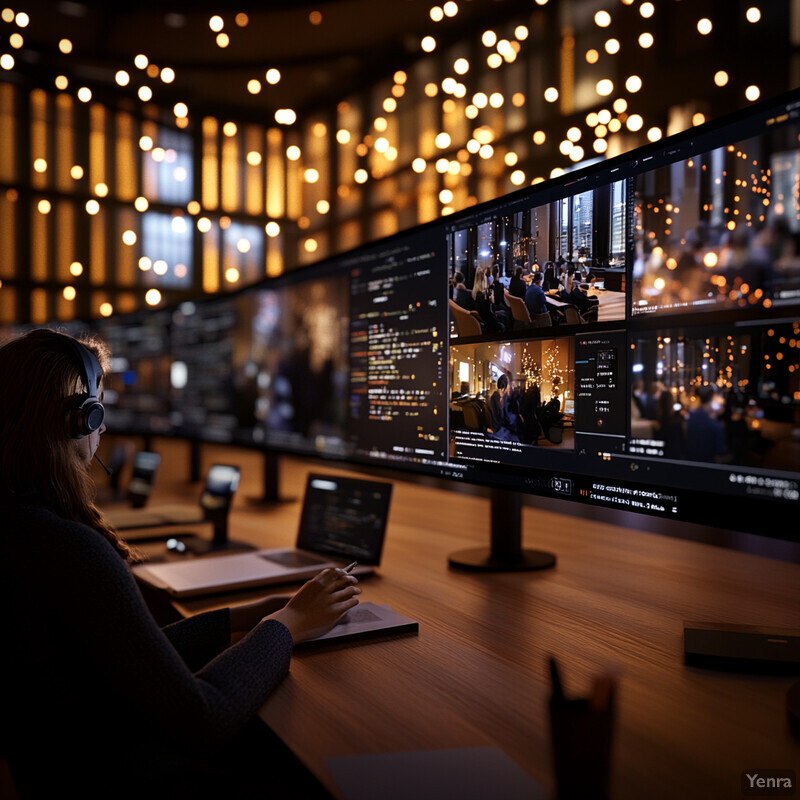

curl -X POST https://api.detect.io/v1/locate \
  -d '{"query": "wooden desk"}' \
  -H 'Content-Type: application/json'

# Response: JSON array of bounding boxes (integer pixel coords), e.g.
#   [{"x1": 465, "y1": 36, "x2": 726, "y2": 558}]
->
[{"x1": 157, "y1": 452, "x2": 800, "y2": 800}]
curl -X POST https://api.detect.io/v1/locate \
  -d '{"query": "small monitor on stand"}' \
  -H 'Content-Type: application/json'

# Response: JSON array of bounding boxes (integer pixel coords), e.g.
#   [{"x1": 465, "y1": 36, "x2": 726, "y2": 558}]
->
[
  {"x1": 167, "y1": 464, "x2": 255, "y2": 555},
  {"x1": 127, "y1": 451, "x2": 161, "y2": 509}
]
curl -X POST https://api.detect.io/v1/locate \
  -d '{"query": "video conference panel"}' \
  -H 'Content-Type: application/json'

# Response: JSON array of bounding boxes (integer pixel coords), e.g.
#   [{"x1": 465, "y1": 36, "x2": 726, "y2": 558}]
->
[{"x1": 11, "y1": 89, "x2": 796, "y2": 537}]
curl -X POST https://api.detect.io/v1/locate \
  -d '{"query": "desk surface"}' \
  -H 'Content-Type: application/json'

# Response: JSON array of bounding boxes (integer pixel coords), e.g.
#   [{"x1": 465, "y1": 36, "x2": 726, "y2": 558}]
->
[{"x1": 136, "y1": 447, "x2": 800, "y2": 800}]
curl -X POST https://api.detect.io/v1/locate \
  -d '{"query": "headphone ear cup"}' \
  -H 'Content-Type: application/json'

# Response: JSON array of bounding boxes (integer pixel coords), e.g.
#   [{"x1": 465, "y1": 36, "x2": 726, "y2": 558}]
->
[{"x1": 69, "y1": 397, "x2": 105, "y2": 438}]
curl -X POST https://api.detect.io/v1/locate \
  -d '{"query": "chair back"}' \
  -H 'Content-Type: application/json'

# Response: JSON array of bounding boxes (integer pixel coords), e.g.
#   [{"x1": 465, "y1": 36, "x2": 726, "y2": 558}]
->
[{"x1": 448, "y1": 299, "x2": 483, "y2": 336}]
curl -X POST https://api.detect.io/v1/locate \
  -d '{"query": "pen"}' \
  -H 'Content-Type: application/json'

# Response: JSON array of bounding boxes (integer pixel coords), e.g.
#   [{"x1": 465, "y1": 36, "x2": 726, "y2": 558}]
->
[{"x1": 342, "y1": 561, "x2": 358, "y2": 574}]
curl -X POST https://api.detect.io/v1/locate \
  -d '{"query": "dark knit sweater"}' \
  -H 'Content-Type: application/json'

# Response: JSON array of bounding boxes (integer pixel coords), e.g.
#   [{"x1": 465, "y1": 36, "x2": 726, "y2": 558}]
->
[{"x1": 0, "y1": 499, "x2": 293, "y2": 798}]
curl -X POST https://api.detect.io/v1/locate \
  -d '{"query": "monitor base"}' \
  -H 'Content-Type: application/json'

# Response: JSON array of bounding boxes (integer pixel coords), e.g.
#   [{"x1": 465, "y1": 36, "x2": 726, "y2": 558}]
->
[{"x1": 448, "y1": 547, "x2": 556, "y2": 572}]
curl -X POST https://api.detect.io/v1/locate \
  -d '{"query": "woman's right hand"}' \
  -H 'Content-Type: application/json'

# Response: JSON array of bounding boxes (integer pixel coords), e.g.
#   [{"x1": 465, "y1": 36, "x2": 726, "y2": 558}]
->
[{"x1": 263, "y1": 568, "x2": 361, "y2": 644}]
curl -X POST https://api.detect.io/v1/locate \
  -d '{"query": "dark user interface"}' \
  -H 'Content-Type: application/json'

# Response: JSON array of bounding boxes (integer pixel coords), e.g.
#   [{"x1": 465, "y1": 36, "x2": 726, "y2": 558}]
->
[{"x1": 296, "y1": 476, "x2": 392, "y2": 564}]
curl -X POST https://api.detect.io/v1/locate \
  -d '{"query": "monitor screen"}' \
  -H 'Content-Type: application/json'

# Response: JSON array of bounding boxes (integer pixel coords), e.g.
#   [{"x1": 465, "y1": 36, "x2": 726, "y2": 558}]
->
[{"x1": 78, "y1": 88, "x2": 800, "y2": 542}]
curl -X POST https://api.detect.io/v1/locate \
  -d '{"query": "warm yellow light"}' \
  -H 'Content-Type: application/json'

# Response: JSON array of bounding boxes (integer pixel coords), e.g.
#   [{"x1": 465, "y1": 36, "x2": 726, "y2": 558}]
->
[
  {"x1": 454, "y1": 58, "x2": 469, "y2": 75},
  {"x1": 692, "y1": 112, "x2": 706, "y2": 126},
  {"x1": 246, "y1": 151, "x2": 262, "y2": 166},
  {"x1": 515, "y1": 26, "x2": 529, "y2": 41},
  {"x1": 383, "y1": 97, "x2": 397, "y2": 113},
  {"x1": 585, "y1": 49, "x2": 600, "y2": 64},
  {"x1": 216, "y1": 32, "x2": 229, "y2": 47},
  {"x1": 439, "y1": 189, "x2": 454, "y2": 204},
  {"x1": 354, "y1": 169, "x2": 368, "y2": 184},
  {"x1": 85, "y1": 200, "x2": 100, "y2": 215},
  {"x1": 37, "y1": 199, "x2": 51, "y2": 214},
  {"x1": 134, "y1": 54, "x2": 148, "y2": 70},
  {"x1": 412, "y1": 156, "x2": 428, "y2": 173},
  {"x1": 187, "y1": 201, "x2": 201, "y2": 215},
  {"x1": 424, "y1": 82, "x2": 439, "y2": 98},
  {"x1": 647, "y1": 127, "x2": 663, "y2": 142},
  {"x1": 593, "y1": 139, "x2": 608, "y2": 154},
  {"x1": 639, "y1": 32, "x2": 654, "y2": 48},
  {"x1": 394, "y1": 70, "x2": 407, "y2": 84},
  {"x1": 236, "y1": 238, "x2": 251, "y2": 254},
  {"x1": 594, "y1": 10, "x2": 611, "y2": 27},
  {"x1": 94, "y1": 183, "x2": 109, "y2": 197},
  {"x1": 122, "y1": 230, "x2": 137, "y2": 246},
  {"x1": 316, "y1": 200, "x2": 330, "y2": 214},
  {"x1": 482, "y1": 30, "x2": 497, "y2": 47},
  {"x1": 153, "y1": 259, "x2": 168, "y2": 275},
  {"x1": 544, "y1": 87, "x2": 559, "y2": 103},
  {"x1": 598, "y1": 109, "x2": 612, "y2": 125},
  {"x1": 247, "y1": 79, "x2": 261, "y2": 95},
  {"x1": 697, "y1": 18, "x2": 712, "y2": 35},
  {"x1": 151, "y1": 147, "x2": 165, "y2": 163},
  {"x1": 69, "y1": 164, "x2": 83, "y2": 180},
  {"x1": 33, "y1": 158, "x2": 47, "y2": 173},
  {"x1": 478, "y1": 144, "x2": 494, "y2": 159},
  {"x1": 559, "y1": 139, "x2": 573, "y2": 156},
  {"x1": 304, "y1": 168, "x2": 319, "y2": 183},
  {"x1": 714, "y1": 71, "x2": 729, "y2": 87},
  {"x1": 567, "y1": 127, "x2": 582, "y2": 142},
  {"x1": 197, "y1": 217, "x2": 212, "y2": 233},
  {"x1": 266, "y1": 68, "x2": 281, "y2": 84},
  {"x1": 275, "y1": 108, "x2": 297, "y2": 125},
  {"x1": 421, "y1": 36, "x2": 436, "y2": 52},
  {"x1": 62, "y1": 284, "x2": 77, "y2": 300},
  {"x1": 58, "y1": 38, "x2": 72, "y2": 54},
  {"x1": 114, "y1": 71, "x2": 130, "y2": 88},
  {"x1": 265, "y1": 221, "x2": 281, "y2": 237},
  {"x1": 504, "y1": 152, "x2": 518, "y2": 166},
  {"x1": 138, "y1": 86, "x2": 152, "y2": 102},
  {"x1": 161, "y1": 67, "x2": 175, "y2": 84},
  {"x1": 209, "y1": 15, "x2": 224, "y2": 32},
  {"x1": 640, "y1": 2, "x2": 654, "y2": 18},
  {"x1": 303, "y1": 239, "x2": 318, "y2": 254},
  {"x1": 145, "y1": 289, "x2": 161, "y2": 306},
  {"x1": 134, "y1": 196, "x2": 149, "y2": 212},
  {"x1": 435, "y1": 132, "x2": 451, "y2": 149},
  {"x1": 443, "y1": 1, "x2": 458, "y2": 16},
  {"x1": 510, "y1": 170, "x2": 526, "y2": 186},
  {"x1": 69, "y1": 261, "x2": 83, "y2": 276},
  {"x1": 489, "y1": 92, "x2": 504, "y2": 108},
  {"x1": 608, "y1": 118, "x2": 622, "y2": 133},
  {"x1": 745, "y1": 85, "x2": 761, "y2": 101},
  {"x1": 596, "y1": 79, "x2": 614, "y2": 96},
  {"x1": 605, "y1": 38, "x2": 620, "y2": 54},
  {"x1": 533, "y1": 130, "x2": 546, "y2": 145},
  {"x1": 746, "y1": 7, "x2": 761, "y2": 23},
  {"x1": 139, "y1": 257, "x2": 152, "y2": 272},
  {"x1": 512, "y1": 92, "x2": 525, "y2": 107},
  {"x1": 626, "y1": 75, "x2": 642, "y2": 93},
  {"x1": 487, "y1": 53, "x2": 503, "y2": 69},
  {"x1": 77, "y1": 87, "x2": 92, "y2": 103},
  {"x1": 569, "y1": 146, "x2": 585, "y2": 162},
  {"x1": 286, "y1": 145, "x2": 301, "y2": 161},
  {"x1": 430, "y1": 5, "x2": 444, "y2": 22}
]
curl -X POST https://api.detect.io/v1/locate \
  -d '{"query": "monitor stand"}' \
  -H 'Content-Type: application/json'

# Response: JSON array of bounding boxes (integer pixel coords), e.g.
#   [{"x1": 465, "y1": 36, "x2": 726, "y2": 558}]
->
[
  {"x1": 246, "y1": 451, "x2": 296, "y2": 505},
  {"x1": 448, "y1": 488, "x2": 557, "y2": 572},
  {"x1": 166, "y1": 508, "x2": 255, "y2": 556}
]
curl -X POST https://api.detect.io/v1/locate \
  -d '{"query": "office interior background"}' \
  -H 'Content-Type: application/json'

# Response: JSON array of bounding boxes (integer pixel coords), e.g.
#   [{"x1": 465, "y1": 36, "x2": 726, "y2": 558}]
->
[{"x1": 0, "y1": 0, "x2": 797, "y2": 327}]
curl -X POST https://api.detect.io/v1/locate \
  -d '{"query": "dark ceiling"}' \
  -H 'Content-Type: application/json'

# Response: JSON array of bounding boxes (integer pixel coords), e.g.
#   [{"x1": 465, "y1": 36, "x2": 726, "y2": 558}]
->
[{"x1": 11, "y1": 0, "x2": 532, "y2": 122}]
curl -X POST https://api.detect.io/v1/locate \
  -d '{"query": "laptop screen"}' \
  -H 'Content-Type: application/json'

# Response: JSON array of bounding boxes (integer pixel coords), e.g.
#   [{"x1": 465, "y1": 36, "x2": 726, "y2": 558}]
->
[{"x1": 296, "y1": 474, "x2": 393, "y2": 565}]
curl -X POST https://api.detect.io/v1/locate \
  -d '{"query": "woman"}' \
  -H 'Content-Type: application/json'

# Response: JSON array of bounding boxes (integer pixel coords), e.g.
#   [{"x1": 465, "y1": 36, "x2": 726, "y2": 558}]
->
[{"x1": 0, "y1": 328, "x2": 361, "y2": 799}]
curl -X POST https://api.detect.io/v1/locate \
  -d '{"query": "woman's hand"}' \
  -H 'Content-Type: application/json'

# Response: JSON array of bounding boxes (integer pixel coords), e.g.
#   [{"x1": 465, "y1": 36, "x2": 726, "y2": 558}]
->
[{"x1": 264, "y1": 568, "x2": 361, "y2": 644}]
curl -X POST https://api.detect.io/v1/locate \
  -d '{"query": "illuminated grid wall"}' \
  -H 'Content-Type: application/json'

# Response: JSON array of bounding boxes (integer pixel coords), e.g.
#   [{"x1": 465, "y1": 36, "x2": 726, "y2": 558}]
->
[{"x1": 0, "y1": 0, "x2": 798, "y2": 324}]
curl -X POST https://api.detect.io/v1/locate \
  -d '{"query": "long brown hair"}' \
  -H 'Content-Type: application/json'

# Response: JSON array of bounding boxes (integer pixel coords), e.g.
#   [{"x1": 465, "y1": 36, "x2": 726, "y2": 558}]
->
[{"x1": 0, "y1": 328, "x2": 136, "y2": 562}]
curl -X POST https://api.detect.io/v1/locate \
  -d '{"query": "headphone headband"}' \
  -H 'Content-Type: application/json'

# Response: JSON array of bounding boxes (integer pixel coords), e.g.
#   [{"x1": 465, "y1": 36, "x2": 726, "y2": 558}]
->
[{"x1": 52, "y1": 331, "x2": 105, "y2": 439}]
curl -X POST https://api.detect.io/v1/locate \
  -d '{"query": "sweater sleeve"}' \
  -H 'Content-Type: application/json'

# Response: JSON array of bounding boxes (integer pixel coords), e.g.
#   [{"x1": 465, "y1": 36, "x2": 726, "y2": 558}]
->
[
  {"x1": 162, "y1": 608, "x2": 232, "y2": 671},
  {"x1": 43, "y1": 513, "x2": 293, "y2": 750}
]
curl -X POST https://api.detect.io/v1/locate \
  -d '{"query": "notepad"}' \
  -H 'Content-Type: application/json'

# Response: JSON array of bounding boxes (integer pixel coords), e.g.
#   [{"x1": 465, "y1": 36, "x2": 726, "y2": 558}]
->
[{"x1": 300, "y1": 602, "x2": 418, "y2": 647}]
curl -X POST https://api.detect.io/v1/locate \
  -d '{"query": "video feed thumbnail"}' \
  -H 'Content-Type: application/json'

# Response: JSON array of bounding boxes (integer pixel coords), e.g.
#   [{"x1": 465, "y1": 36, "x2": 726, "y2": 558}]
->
[
  {"x1": 449, "y1": 337, "x2": 576, "y2": 460},
  {"x1": 448, "y1": 181, "x2": 628, "y2": 338},
  {"x1": 632, "y1": 120, "x2": 800, "y2": 316},
  {"x1": 249, "y1": 274, "x2": 350, "y2": 455},
  {"x1": 629, "y1": 322, "x2": 800, "y2": 473}
]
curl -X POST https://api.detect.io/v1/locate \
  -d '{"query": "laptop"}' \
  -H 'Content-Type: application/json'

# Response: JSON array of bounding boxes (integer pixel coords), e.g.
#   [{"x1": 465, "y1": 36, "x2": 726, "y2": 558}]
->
[{"x1": 132, "y1": 473, "x2": 393, "y2": 598}]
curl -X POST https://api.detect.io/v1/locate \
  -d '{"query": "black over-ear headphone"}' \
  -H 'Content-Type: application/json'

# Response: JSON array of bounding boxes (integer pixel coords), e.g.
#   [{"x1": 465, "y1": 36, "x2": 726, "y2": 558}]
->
[{"x1": 55, "y1": 332, "x2": 106, "y2": 439}]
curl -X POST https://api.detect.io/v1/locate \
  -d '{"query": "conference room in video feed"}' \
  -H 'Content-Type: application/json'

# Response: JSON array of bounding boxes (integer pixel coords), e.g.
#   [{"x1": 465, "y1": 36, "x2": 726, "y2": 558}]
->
[
  {"x1": 628, "y1": 114, "x2": 800, "y2": 480},
  {"x1": 446, "y1": 179, "x2": 629, "y2": 472}
]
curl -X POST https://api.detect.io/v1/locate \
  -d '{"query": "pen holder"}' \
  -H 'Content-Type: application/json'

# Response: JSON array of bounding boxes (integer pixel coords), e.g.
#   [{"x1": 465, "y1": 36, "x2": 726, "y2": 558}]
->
[{"x1": 549, "y1": 693, "x2": 615, "y2": 800}]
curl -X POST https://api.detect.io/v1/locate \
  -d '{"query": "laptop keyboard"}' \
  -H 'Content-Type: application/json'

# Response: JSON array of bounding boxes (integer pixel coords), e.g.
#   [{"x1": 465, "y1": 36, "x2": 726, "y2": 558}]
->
[{"x1": 261, "y1": 551, "x2": 330, "y2": 568}]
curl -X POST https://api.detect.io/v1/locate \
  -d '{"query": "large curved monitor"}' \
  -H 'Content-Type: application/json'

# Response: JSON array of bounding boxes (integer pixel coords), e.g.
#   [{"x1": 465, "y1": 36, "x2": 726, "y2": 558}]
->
[{"x1": 82, "y1": 88, "x2": 800, "y2": 558}]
